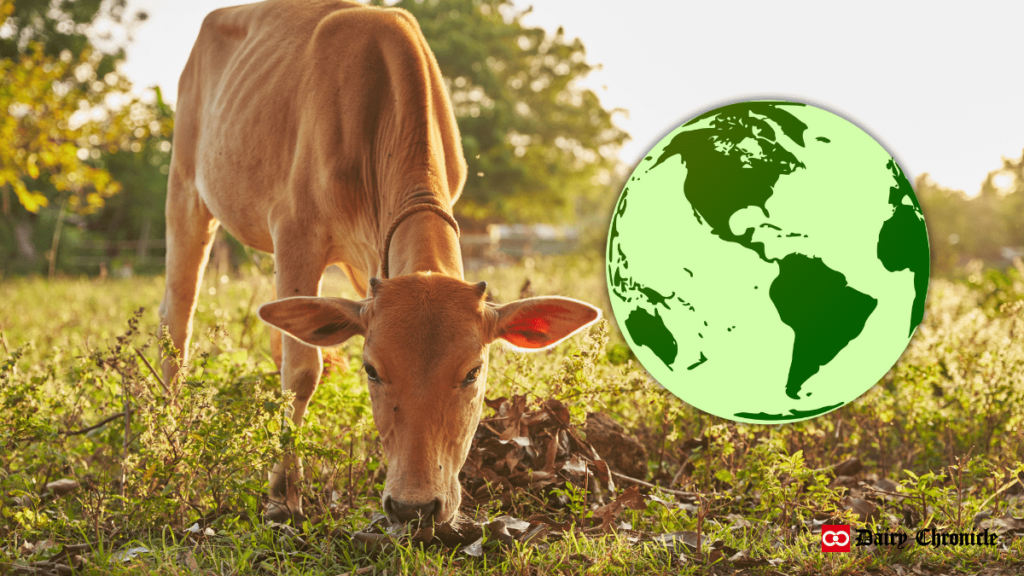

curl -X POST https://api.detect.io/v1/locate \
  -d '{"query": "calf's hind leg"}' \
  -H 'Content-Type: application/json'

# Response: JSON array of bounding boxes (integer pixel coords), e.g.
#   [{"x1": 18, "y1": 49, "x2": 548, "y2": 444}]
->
[
  {"x1": 159, "y1": 172, "x2": 219, "y2": 384},
  {"x1": 266, "y1": 239, "x2": 327, "y2": 524}
]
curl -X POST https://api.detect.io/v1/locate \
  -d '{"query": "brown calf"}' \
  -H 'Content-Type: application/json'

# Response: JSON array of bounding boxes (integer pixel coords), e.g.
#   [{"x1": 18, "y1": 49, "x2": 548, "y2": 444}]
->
[{"x1": 160, "y1": 0, "x2": 600, "y2": 524}]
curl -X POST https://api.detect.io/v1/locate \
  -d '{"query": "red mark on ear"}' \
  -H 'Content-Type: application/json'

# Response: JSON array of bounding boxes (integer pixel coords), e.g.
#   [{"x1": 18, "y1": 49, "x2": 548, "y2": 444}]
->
[{"x1": 502, "y1": 304, "x2": 567, "y2": 348}]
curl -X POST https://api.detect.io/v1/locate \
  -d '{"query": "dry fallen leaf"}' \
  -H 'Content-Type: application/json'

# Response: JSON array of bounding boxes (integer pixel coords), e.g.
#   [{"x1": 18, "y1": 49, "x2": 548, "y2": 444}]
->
[
  {"x1": 843, "y1": 496, "x2": 880, "y2": 523},
  {"x1": 724, "y1": 513, "x2": 752, "y2": 530},
  {"x1": 462, "y1": 538, "x2": 484, "y2": 557},
  {"x1": 728, "y1": 547, "x2": 772, "y2": 568},
  {"x1": 520, "y1": 523, "x2": 549, "y2": 546},
  {"x1": 110, "y1": 546, "x2": 151, "y2": 563},
  {"x1": 592, "y1": 485, "x2": 647, "y2": 532},
  {"x1": 978, "y1": 514, "x2": 1024, "y2": 535},
  {"x1": 493, "y1": 515, "x2": 530, "y2": 534},
  {"x1": 650, "y1": 531, "x2": 700, "y2": 553},
  {"x1": 484, "y1": 520, "x2": 516, "y2": 548},
  {"x1": 833, "y1": 457, "x2": 863, "y2": 476},
  {"x1": 180, "y1": 548, "x2": 199, "y2": 573},
  {"x1": 45, "y1": 479, "x2": 80, "y2": 497}
]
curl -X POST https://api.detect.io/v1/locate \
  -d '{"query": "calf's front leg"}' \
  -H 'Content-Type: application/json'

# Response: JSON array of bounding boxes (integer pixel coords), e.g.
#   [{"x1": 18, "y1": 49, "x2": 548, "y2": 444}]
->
[{"x1": 265, "y1": 240, "x2": 327, "y2": 524}]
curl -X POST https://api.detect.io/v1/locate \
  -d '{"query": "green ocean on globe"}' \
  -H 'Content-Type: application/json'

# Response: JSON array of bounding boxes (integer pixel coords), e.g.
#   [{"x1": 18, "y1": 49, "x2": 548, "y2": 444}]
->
[{"x1": 606, "y1": 101, "x2": 930, "y2": 423}]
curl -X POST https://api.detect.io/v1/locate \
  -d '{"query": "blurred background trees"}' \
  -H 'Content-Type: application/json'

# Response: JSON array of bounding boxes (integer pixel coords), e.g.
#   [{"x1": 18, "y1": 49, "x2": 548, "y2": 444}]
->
[
  {"x1": 0, "y1": 0, "x2": 1022, "y2": 278},
  {"x1": 0, "y1": 0, "x2": 171, "y2": 276},
  {"x1": 917, "y1": 152, "x2": 1024, "y2": 276},
  {"x1": 375, "y1": 0, "x2": 629, "y2": 225}
]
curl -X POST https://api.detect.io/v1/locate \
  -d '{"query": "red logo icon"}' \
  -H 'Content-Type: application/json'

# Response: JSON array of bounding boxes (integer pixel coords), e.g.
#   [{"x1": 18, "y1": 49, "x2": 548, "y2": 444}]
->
[{"x1": 821, "y1": 524, "x2": 851, "y2": 552}]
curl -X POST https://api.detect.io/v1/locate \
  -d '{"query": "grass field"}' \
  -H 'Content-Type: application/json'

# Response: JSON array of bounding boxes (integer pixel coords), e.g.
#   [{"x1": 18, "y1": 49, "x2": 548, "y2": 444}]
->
[{"x1": 1, "y1": 253, "x2": 1023, "y2": 575}]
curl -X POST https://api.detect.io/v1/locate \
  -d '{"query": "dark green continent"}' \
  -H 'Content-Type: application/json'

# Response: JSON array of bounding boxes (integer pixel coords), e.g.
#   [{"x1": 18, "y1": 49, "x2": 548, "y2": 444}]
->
[
  {"x1": 686, "y1": 352, "x2": 707, "y2": 371},
  {"x1": 683, "y1": 101, "x2": 809, "y2": 145},
  {"x1": 769, "y1": 254, "x2": 877, "y2": 399},
  {"x1": 877, "y1": 158, "x2": 929, "y2": 336},
  {"x1": 624, "y1": 307, "x2": 677, "y2": 370},
  {"x1": 651, "y1": 102, "x2": 807, "y2": 260},
  {"x1": 638, "y1": 286, "x2": 674, "y2": 309},
  {"x1": 734, "y1": 402, "x2": 845, "y2": 422}
]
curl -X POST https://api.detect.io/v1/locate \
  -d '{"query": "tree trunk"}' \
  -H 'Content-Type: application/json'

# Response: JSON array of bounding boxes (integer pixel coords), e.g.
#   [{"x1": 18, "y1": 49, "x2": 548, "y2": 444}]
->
[
  {"x1": 14, "y1": 220, "x2": 36, "y2": 261},
  {"x1": 47, "y1": 198, "x2": 68, "y2": 279}
]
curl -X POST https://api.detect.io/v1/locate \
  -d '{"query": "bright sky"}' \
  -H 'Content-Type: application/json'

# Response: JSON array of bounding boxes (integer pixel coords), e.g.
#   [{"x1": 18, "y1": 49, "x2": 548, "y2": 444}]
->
[{"x1": 122, "y1": 0, "x2": 1024, "y2": 195}]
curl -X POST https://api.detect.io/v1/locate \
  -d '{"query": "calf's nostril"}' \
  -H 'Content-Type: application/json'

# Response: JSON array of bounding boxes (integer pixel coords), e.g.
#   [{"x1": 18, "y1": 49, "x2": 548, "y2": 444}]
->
[{"x1": 387, "y1": 497, "x2": 438, "y2": 522}]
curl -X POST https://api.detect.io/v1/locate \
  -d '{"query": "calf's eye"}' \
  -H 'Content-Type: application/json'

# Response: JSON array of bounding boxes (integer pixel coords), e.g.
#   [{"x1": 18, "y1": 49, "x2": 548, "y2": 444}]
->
[
  {"x1": 364, "y1": 363, "x2": 380, "y2": 382},
  {"x1": 463, "y1": 367, "x2": 481, "y2": 386}
]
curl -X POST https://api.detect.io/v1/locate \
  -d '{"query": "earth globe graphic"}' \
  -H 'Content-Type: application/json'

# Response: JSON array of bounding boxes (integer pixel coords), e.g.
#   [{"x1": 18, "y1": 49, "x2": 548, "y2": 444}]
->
[{"x1": 606, "y1": 101, "x2": 929, "y2": 423}]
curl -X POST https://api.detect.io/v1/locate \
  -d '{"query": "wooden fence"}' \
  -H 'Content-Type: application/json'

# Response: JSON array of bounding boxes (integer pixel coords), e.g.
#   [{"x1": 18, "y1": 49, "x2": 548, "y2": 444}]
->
[
  {"x1": 62, "y1": 238, "x2": 167, "y2": 269},
  {"x1": 57, "y1": 224, "x2": 579, "y2": 276}
]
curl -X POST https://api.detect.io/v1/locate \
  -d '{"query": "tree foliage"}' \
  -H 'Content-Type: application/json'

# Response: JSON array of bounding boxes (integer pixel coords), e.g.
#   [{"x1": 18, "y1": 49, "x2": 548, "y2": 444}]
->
[
  {"x1": 0, "y1": 0, "x2": 153, "y2": 218},
  {"x1": 2, "y1": 0, "x2": 1020, "y2": 277},
  {"x1": 1, "y1": 43, "x2": 124, "y2": 215},
  {"x1": 378, "y1": 0, "x2": 629, "y2": 223},
  {"x1": 918, "y1": 150, "x2": 1024, "y2": 275},
  {"x1": 0, "y1": 0, "x2": 143, "y2": 63},
  {"x1": 0, "y1": 0, "x2": 170, "y2": 274}
]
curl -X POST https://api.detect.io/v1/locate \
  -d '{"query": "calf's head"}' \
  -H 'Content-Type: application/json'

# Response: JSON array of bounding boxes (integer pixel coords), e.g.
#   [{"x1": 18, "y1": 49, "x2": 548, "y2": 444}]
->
[{"x1": 259, "y1": 273, "x2": 600, "y2": 523}]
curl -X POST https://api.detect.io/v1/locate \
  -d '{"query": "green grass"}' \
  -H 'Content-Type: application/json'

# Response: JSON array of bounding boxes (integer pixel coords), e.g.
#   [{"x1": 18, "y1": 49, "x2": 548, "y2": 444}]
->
[{"x1": 1, "y1": 253, "x2": 1023, "y2": 575}]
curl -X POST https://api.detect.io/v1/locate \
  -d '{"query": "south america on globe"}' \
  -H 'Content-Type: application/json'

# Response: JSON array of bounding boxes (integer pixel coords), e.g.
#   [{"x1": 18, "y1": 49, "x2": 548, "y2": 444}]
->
[{"x1": 606, "y1": 101, "x2": 929, "y2": 423}]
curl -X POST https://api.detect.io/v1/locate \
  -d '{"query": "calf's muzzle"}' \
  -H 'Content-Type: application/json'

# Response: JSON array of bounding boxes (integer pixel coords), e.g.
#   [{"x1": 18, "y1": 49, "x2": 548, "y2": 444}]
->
[{"x1": 383, "y1": 495, "x2": 440, "y2": 523}]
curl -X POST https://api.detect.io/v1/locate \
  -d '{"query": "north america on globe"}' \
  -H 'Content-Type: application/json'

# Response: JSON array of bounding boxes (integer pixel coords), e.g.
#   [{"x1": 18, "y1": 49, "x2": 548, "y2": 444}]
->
[{"x1": 606, "y1": 101, "x2": 929, "y2": 423}]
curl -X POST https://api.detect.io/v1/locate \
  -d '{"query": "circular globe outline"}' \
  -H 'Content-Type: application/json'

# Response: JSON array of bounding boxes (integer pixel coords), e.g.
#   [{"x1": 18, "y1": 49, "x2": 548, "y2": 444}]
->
[{"x1": 605, "y1": 100, "x2": 930, "y2": 423}]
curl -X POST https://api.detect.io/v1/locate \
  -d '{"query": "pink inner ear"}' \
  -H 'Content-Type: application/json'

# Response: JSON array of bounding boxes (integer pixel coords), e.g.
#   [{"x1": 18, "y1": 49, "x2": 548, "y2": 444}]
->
[{"x1": 502, "y1": 304, "x2": 564, "y2": 347}]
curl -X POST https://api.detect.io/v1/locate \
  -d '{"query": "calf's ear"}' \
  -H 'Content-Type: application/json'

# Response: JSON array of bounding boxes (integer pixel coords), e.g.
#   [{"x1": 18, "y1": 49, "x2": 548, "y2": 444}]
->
[
  {"x1": 491, "y1": 297, "x2": 601, "y2": 350},
  {"x1": 258, "y1": 297, "x2": 366, "y2": 347}
]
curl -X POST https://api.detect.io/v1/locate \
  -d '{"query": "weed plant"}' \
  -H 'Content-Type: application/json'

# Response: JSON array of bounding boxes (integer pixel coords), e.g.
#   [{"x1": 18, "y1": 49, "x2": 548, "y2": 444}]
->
[{"x1": 1, "y1": 254, "x2": 1022, "y2": 574}]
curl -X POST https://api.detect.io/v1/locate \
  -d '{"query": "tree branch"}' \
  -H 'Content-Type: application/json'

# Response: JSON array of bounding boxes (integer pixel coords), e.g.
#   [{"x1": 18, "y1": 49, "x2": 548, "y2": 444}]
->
[
  {"x1": 611, "y1": 471, "x2": 697, "y2": 499},
  {"x1": 133, "y1": 346, "x2": 170, "y2": 396},
  {"x1": 63, "y1": 408, "x2": 134, "y2": 437}
]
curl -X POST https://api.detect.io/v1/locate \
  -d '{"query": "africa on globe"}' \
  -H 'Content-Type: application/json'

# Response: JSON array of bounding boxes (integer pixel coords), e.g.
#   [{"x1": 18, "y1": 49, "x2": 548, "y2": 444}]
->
[{"x1": 606, "y1": 101, "x2": 929, "y2": 423}]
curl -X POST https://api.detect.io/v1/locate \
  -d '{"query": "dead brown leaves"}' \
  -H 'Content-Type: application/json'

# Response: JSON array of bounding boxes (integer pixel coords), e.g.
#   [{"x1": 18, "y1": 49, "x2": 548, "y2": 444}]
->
[
  {"x1": 344, "y1": 394, "x2": 784, "y2": 571},
  {"x1": 461, "y1": 395, "x2": 618, "y2": 512}
]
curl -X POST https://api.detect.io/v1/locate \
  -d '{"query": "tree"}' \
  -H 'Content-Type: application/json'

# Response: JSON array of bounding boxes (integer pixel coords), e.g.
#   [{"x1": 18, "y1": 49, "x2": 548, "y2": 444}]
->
[
  {"x1": 916, "y1": 175, "x2": 970, "y2": 275},
  {"x1": 0, "y1": 0, "x2": 166, "y2": 275},
  {"x1": 378, "y1": 0, "x2": 629, "y2": 223},
  {"x1": 979, "y1": 150, "x2": 1024, "y2": 250},
  {"x1": 0, "y1": 0, "x2": 144, "y2": 64},
  {"x1": 85, "y1": 88, "x2": 174, "y2": 262},
  {"x1": 917, "y1": 149, "x2": 1024, "y2": 276},
  {"x1": 0, "y1": 44, "x2": 124, "y2": 216}
]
